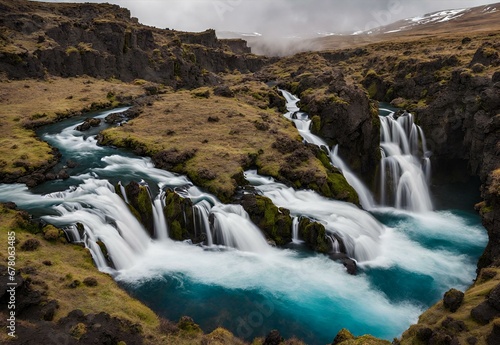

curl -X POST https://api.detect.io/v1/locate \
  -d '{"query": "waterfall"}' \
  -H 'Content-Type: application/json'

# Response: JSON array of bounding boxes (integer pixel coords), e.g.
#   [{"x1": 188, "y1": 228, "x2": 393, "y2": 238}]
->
[
  {"x1": 41, "y1": 179, "x2": 152, "y2": 271},
  {"x1": 278, "y1": 89, "x2": 375, "y2": 210},
  {"x1": 211, "y1": 204, "x2": 271, "y2": 253},
  {"x1": 379, "y1": 110, "x2": 433, "y2": 212},
  {"x1": 193, "y1": 200, "x2": 213, "y2": 246},
  {"x1": 291, "y1": 216, "x2": 301, "y2": 244},
  {"x1": 246, "y1": 170, "x2": 383, "y2": 262},
  {"x1": 118, "y1": 181, "x2": 129, "y2": 204},
  {"x1": 153, "y1": 191, "x2": 169, "y2": 240},
  {"x1": 330, "y1": 146, "x2": 375, "y2": 210}
]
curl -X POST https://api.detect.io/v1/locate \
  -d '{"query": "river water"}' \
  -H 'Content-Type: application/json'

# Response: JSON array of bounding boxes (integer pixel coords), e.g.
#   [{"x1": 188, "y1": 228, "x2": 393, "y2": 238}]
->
[{"x1": 0, "y1": 105, "x2": 487, "y2": 344}]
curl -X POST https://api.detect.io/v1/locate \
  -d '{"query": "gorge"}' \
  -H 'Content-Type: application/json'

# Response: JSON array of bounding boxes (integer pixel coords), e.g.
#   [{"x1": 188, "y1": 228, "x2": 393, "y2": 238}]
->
[{"x1": 0, "y1": 1, "x2": 499, "y2": 345}]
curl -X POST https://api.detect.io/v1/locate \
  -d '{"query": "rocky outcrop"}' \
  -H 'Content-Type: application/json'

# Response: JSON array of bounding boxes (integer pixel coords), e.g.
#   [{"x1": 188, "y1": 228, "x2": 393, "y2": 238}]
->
[
  {"x1": 0, "y1": 0, "x2": 268, "y2": 88},
  {"x1": 220, "y1": 38, "x2": 252, "y2": 55},
  {"x1": 240, "y1": 194, "x2": 292, "y2": 246},
  {"x1": 298, "y1": 217, "x2": 330, "y2": 253},
  {"x1": 75, "y1": 117, "x2": 101, "y2": 131},
  {"x1": 258, "y1": 55, "x2": 381, "y2": 182},
  {"x1": 119, "y1": 181, "x2": 155, "y2": 237},
  {"x1": 163, "y1": 189, "x2": 198, "y2": 242}
]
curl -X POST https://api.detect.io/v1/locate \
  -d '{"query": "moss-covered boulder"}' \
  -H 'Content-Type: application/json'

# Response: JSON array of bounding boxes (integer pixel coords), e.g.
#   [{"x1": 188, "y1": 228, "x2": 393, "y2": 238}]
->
[
  {"x1": 42, "y1": 224, "x2": 62, "y2": 242},
  {"x1": 298, "y1": 217, "x2": 330, "y2": 253},
  {"x1": 240, "y1": 194, "x2": 292, "y2": 246},
  {"x1": 123, "y1": 181, "x2": 155, "y2": 238},
  {"x1": 164, "y1": 189, "x2": 199, "y2": 242}
]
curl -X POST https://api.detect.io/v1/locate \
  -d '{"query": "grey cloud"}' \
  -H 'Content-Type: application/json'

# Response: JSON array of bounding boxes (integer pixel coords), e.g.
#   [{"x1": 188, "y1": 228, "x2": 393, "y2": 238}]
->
[{"x1": 36, "y1": 0, "x2": 496, "y2": 34}]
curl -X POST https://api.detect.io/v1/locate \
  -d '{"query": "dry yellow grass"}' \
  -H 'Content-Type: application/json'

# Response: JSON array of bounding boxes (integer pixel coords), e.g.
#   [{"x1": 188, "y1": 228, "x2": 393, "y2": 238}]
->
[
  {"x1": 399, "y1": 267, "x2": 500, "y2": 345},
  {"x1": 0, "y1": 205, "x2": 160, "y2": 342},
  {"x1": 0, "y1": 77, "x2": 145, "y2": 176},
  {"x1": 100, "y1": 86, "x2": 333, "y2": 201}
]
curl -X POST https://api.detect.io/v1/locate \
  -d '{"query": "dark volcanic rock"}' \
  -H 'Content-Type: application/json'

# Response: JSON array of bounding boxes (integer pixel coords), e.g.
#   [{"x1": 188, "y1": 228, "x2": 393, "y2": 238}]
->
[
  {"x1": 123, "y1": 181, "x2": 155, "y2": 237},
  {"x1": 163, "y1": 189, "x2": 199, "y2": 242},
  {"x1": 213, "y1": 84, "x2": 234, "y2": 97},
  {"x1": 487, "y1": 321, "x2": 500, "y2": 345},
  {"x1": 75, "y1": 117, "x2": 101, "y2": 131},
  {"x1": 298, "y1": 217, "x2": 330, "y2": 253},
  {"x1": 488, "y1": 283, "x2": 500, "y2": 310},
  {"x1": 470, "y1": 301, "x2": 500, "y2": 325},
  {"x1": 0, "y1": 2, "x2": 269, "y2": 88},
  {"x1": 329, "y1": 252, "x2": 357, "y2": 275},
  {"x1": 20, "y1": 238, "x2": 40, "y2": 251},
  {"x1": 443, "y1": 288, "x2": 464, "y2": 312},
  {"x1": 263, "y1": 329, "x2": 283, "y2": 345}
]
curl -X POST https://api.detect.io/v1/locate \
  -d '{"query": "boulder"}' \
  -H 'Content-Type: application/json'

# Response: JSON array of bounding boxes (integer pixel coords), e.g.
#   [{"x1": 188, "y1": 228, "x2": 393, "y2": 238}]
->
[
  {"x1": 75, "y1": 117, "x2": 101, "y2": 131},
  {"x1": 263, "y1": 330, "x2": 283, "y2": 345},
  {"x1": 470, "y1": 301, "x2": 500, "y2": 325},
  {"x1": 123, "y1": 181, "x2": 155, "y2": 237},
  {"x1": 488, "y1": 283, "x2": 500, "y2": 310},
  {"x1": 298, "y1": 217, "x2": 330, "y2": 253},
  {"x1": 443, "y1": 288, "x2": 464, "y2": 312}
]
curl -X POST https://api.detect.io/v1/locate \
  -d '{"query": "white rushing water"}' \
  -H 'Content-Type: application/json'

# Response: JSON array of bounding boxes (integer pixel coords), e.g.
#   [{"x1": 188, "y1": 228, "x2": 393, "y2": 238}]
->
[
  {"x1": 379, "y1": 110, "x2": 433, "y2": 212},
  {"x1": 0, "y1": 104, "x2": 487, "y2": 343},
  {"x1": 278, "y1": 89, "x2": 375, "y2": 210},
  {"x1": 245, "y1": 170, "x2": 486, "y2": 290}
]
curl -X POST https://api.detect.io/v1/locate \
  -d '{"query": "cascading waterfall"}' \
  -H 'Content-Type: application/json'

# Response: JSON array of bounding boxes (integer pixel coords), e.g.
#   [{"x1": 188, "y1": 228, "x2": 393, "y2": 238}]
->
[
  {"x1": 329, "y1": 145, "x2": 375, "y2": 210},
  {"x1": 379, "y1": 109, "x2": 433, "y2": 212},
  {"x1": 193, "y1": 200, "x2": 214, "y2": 246},
  {"x1": 278, "y1": 89, "x2": 375, "y2": 210},
  {"x1": 153, "y1": 191, "x2": 169, "y2": 240},
  {"x1": 0, "y1": 106, "x2": 488, "y2": 344},
  {"x1": 291, "y1": 217, "x2": 301, "y2": 244},
  {"x1": 245, "y1": 170, "x2": 383, "y2": 262},
  {"x1": 211, "y1": 204, "x2": 271, "y2": 253}
]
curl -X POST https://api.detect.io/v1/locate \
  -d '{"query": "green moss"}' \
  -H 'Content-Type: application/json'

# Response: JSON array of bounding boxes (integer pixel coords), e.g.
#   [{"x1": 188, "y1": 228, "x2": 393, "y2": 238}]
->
[
  {"x1": 170, "y1": 220, "x2": 183, "y2": 241},
  {"x1": 365, "y1": 69, "x2": 379, "y2": 78},
  {"x1": 315, "y1": 149, "x2": 332, "y2": 170},
  {"x1": 367, "y1": 82, "x2": 378, "y2": 99},
  {"x1": 325, "y1": 172, "x2": 359, "y2": 205},
  {"x1": 328, "y1": 94, "x2": 349, "y2": 106},
  {"x1": 385, "y1": 87, "x2": 394, "y2": 100},
  {"x1": 164, "y1": 190, "x2": 195, "y2": 241},
  {"x1": 66, "y1": 46, "x2": 79, "y2": 55},
  {"x1": 298, "y1": 217, "x2": 329, "y2": 253},
  {"x1": 43, "y1": 224, "x2": 61, "y2": 241},
  {"x1": 311, "y1": 115, "x2": 321, "y2": 134}
]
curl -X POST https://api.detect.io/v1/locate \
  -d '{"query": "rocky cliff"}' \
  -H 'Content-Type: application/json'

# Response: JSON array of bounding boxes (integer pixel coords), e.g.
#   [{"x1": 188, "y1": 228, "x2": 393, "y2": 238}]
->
[{"x1": 0, "y1": 0, "x2": 267, "y2": 88}]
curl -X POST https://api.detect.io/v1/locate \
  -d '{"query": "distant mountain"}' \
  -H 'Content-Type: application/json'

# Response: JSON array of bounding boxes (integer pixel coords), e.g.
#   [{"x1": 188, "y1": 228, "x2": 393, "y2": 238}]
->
[
  {"x1": 316, "y1": 2, "x2": 500, "y2": 51},
  {"x1": 357, "y1": 2, "x2": 500, "y2": 36}
]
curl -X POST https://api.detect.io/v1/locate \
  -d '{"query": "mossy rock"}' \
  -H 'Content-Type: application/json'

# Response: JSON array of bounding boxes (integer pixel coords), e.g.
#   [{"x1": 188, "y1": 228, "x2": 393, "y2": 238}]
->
[
  {"x1": 298, "y1": 217, "x2": 330, "y2": 253},
  {"x1": 124, "y1": 181, "x2": 155, "y2": 237},
  {"x1": 164, "y1": 189, "x2": 197, "y2": 242},
  {"x1": 332, "y1": 328, "x2": 354, "y2": 344},
  {"x1": 42, "y1": 224, "x2": 61, "y2": 241},
  {"x1": 311, "y1": 115, "x2": 321, "y2": 135},
  {"x1": 240, "y1": 194, "x2": 292, "y2": 246},
  {"x1": 177, "y1": 316, "x2": 203, "y2": 335},
  {"x1": 323, "y1": 172, "x2": 359, "y2": 205}
]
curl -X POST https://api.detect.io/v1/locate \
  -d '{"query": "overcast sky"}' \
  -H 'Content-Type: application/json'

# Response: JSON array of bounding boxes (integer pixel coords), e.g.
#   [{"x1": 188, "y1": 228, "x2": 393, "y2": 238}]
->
[{"x1": 40, "y1": 0, "x2": 497, "y2": 35}]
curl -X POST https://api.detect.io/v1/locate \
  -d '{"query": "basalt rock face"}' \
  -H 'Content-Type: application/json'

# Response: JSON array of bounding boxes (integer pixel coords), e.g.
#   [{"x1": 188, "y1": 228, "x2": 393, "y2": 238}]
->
[
  {"x1": 259, "y1": 54, "x2": 381, "y2": 182},
  {"x1": 360, "y1": 44, "x2": 500, "y2": 272},
  {"x1": 0, "y1": 0, "x2": 268, "y2": 88}
]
